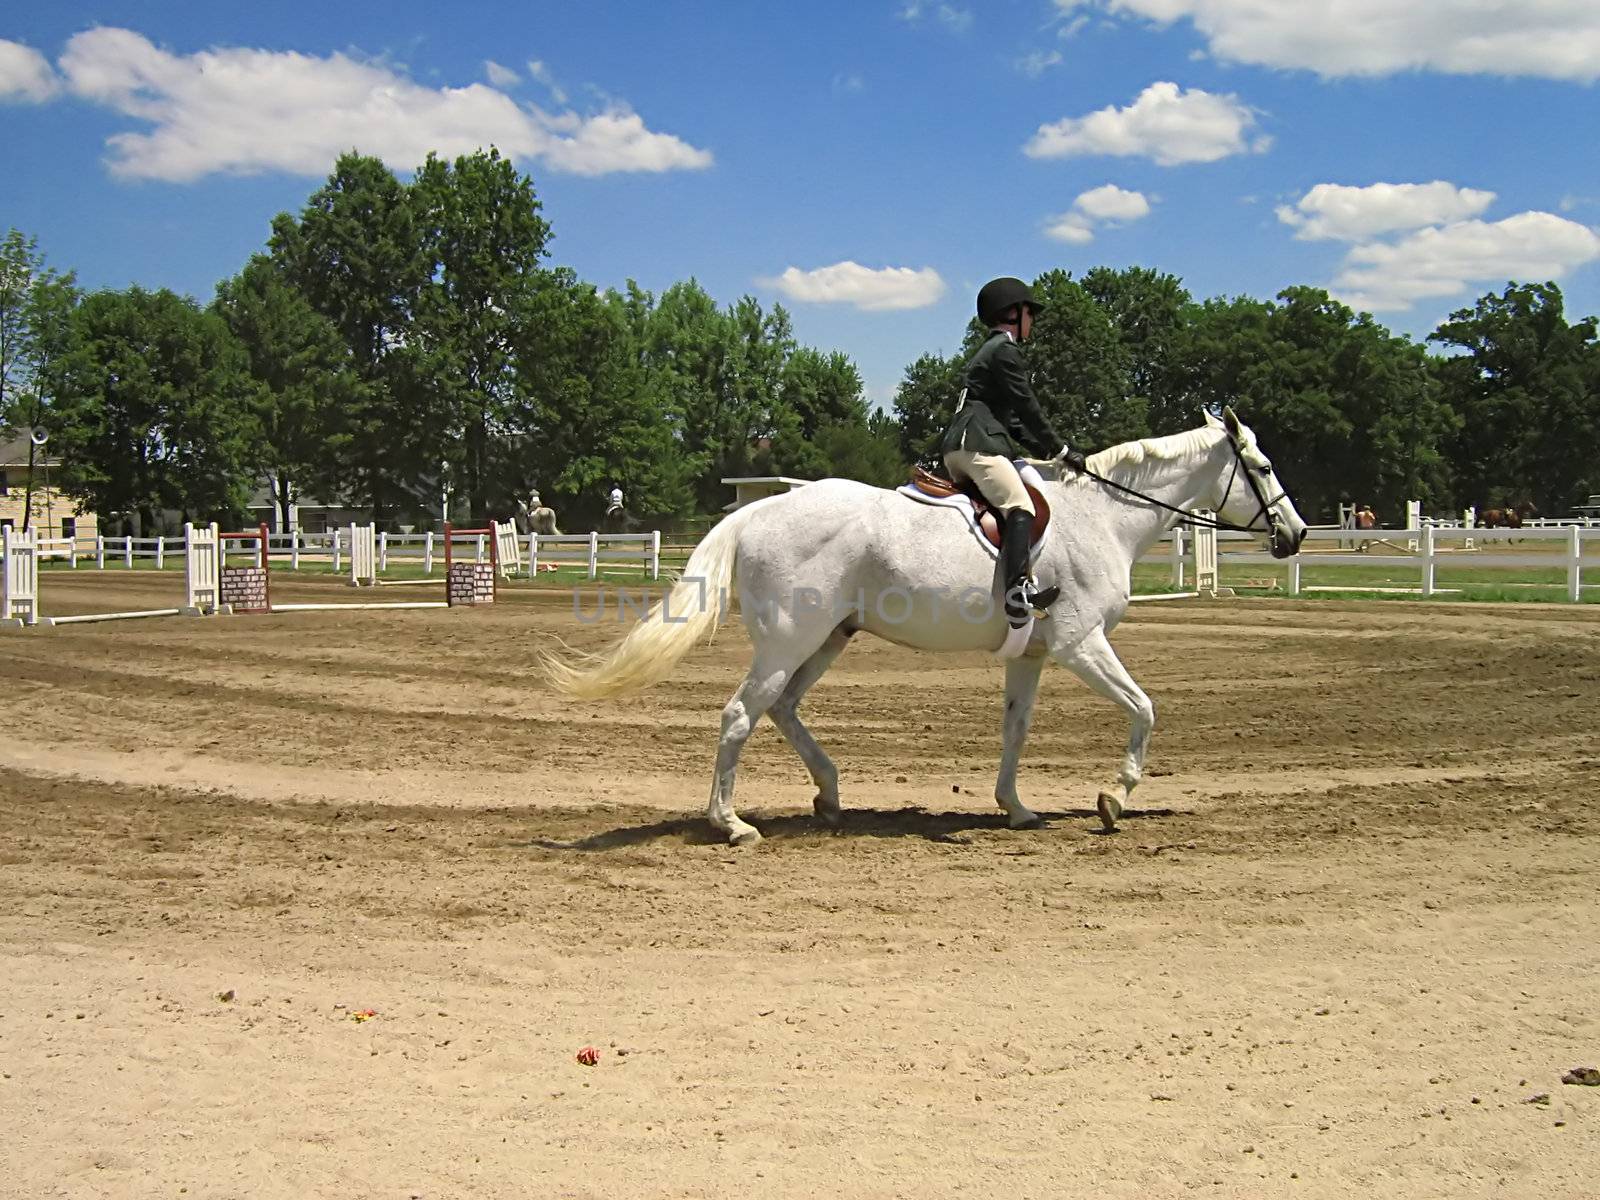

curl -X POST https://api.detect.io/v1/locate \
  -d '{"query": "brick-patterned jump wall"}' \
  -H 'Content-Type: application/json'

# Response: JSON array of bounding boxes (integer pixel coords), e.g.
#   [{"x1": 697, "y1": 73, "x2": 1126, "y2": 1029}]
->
[
  {"x1": 447, "y1": 562, "x2": 496, "y2": 606},
  {"x1": 221, "y1": 565, "x2": 269, "y2": 612}
]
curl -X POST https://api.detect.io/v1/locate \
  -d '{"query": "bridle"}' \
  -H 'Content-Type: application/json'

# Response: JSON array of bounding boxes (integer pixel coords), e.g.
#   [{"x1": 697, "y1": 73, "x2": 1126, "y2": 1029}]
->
[{"x1": 1073, "y1": 432, "x2": 1287, "y2": 538}]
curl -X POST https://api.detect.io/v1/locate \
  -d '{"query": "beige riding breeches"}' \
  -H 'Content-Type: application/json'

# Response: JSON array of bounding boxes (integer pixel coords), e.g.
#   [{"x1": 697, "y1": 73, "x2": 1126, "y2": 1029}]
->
[{"x1": 943, "y1": 450, "x2": 1034, "y2": 517}]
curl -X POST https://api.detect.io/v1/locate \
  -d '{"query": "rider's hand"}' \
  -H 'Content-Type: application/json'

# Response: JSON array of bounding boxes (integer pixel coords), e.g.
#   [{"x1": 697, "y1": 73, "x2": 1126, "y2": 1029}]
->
[{"x1": 1056, "y1": 445, "x2": 1087, "y2": 473}]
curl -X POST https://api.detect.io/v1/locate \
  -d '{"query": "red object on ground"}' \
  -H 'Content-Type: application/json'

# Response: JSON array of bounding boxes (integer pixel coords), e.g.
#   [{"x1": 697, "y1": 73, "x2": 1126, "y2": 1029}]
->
[{"x1": 576, "y1": 1046, "x2": 600, "y2": 1066}]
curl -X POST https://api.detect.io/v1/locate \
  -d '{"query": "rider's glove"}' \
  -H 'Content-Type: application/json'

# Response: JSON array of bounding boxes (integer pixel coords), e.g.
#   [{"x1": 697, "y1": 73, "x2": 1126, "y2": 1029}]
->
[{"x1": 1055, "y1": 445, "x2": 1087, "y2": 473}]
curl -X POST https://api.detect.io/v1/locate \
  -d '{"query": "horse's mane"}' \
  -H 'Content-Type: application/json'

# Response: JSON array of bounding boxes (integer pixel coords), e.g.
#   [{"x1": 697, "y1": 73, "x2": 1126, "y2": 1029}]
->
[{"x1": 1085, "y1": 426, "x2": 1224, "y2": 477}]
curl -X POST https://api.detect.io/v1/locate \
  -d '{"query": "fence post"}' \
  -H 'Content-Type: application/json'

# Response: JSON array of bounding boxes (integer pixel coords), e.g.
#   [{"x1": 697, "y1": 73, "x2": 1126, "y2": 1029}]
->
[
  {"x1": 1421, "y1": 525, "x2": 1436, "y2": 596},
  {"x1": 1169, "y1": 527, "x2": 1184, "y2": 589},
  {"x1": 424, "y1": 531, "x2": 434, "y2": 575},
  {"x1": 587, "y1": 532, "x2": 598, "y2": 580},
  {"x1": 96, "y1": 534, "x2": 105, "y2": 570},
  {"x1": 1406, "y1": 500, "x2": 1421, "y2": 552},
  {"x1": 379, "y1": 531, "x2": 389, "y2": 573},
  {"x1": 1568, "y1": 525, "x2": 1582, "y2": 603},
  {"x1": 290, "y1": 529, "x2": 301, "y2": 571},
  {"x1": 475, "y1": 533, "x2": 486, "y2": 564},
  {"x1": 649, "y1": 529, "x2": 661, "y2": 581},
  {"x1": 156, "y1": 535, "x2": 165, "y2": 571},
  {"x1": 332, "y1": 528, "x2": 342, "y2": 573},
  {"x1": 529, "y1": 532, "x2": 539, "y2": 576},
  {"x1": 1288, "y1": 555, "x2": 1302, "y2": 596},
  {"x1": 124, "y1": 536, "x2": 134, "y2": 569}
]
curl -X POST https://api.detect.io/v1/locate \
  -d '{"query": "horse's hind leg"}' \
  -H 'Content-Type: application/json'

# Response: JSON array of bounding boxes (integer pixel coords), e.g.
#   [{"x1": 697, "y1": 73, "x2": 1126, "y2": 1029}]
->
[
  {"x1": 1053, "y1": 625, "x2": 1154, "y2": 832},
  {"x1": 995, "y1": 653, "x2": 1046, "y2": 829},
  {"x1": 768, "y1": 626, "x2": 853, "y2": 825},
  {"x1": 709, "y1": 630, "x2": 832, "y2": 845}
]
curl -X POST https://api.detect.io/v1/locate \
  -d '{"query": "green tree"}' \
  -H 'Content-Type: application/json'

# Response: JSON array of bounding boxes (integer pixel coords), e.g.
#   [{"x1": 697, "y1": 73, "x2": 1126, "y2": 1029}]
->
[
  {"x1": 892, "y1": 351, "x2": 962, "y2": 468},
  {"x1": 411, "y1": 147, "x2": 553, "y2": 522},
  {"x1": 1081, "y1": 265, "x2": 1192, "y2": 436},
  {"x1": 213, "y1": 254, "x2": 355, "y2": 531},
  {"x1": 0, "y1": 229, "x2": 79, "y2": 529},
  {"x1": 1429, "y1": 281, "x2": 1598, "y2": 513},
  {"x1": 1027, "y1": 269, "x2": 1144, "y2": 450},
  {"x1": 53, "y1": 288, "x2": 260, "y2": 533},
  {"x1": 270, "y1": 153, "x2": 430, "y2": 523}
]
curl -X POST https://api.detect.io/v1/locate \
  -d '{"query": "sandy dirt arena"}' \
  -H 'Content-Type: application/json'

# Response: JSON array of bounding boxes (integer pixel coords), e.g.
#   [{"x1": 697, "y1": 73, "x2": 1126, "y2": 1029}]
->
[{"x1": 2, "y1": 572, "x2": 1598, "y2": 1199}]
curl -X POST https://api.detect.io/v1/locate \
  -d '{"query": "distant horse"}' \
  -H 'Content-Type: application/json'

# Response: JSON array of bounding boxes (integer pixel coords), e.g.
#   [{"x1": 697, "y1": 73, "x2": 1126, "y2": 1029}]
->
[
  {"x1": 602, "y1": 506, "x2": 645, "y2": 535},
  {"x1": 513, "y1": 498, "x2": 561, "y2": 535},
  {"x1": 542, "y1": 408, "x2": 1308, "y2": 846},
  {"x1": 1479, "y1": 508, "x2": 1523, "y2": 529}
]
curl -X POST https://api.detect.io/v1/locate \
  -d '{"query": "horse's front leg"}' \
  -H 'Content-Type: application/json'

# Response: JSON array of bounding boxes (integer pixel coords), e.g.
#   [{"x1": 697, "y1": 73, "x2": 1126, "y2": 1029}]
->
[
  {"x1": 995, "y1": 653, "x2": 1046, "y2": 829},
  {"x1": 1053, "y1": 626, "x2": 1154, "y2": 832}
]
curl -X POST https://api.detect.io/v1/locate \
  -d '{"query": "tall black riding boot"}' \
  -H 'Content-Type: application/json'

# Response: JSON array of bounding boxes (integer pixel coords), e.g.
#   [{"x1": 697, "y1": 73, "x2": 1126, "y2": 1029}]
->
[{"x1": 1002, "y1": 507, "x2": 1058, "y2": 627}]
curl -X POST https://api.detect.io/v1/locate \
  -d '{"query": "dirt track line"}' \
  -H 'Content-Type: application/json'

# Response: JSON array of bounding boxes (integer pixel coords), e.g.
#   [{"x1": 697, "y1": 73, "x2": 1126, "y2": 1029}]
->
[{"x1": 0, "y1": 736, "x2": 1574, "y2": 818}]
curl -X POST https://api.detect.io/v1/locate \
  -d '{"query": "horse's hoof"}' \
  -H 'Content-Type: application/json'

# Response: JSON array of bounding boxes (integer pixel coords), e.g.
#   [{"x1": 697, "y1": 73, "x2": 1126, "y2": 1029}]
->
[
  {"x1": 729, "y1": 827, "x2": 763, "y2": 847},
  {"x1": 1008, "y1": 811, "x2": 1044, "y2": 830},
  {"x1": 813, "y1": 793, "x2": 843, "y2": 827},
  {"x1": 1097, "y1": 792, "x2": 1122, "y2": 832}
]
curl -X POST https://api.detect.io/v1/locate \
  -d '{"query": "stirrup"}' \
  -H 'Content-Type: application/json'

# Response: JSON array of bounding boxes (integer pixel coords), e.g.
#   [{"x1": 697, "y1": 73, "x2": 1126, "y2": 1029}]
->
[{"x1": 1006, "y1": 579, "x2": 1058, "y2": 625}]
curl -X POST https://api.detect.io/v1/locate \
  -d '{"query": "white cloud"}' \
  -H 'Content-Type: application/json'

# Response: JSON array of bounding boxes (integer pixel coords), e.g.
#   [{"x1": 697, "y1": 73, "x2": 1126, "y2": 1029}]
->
[
  {"x1": 1025, "y1": 81, "x2": 1268, "y2": 166},
  {"x1": 1332, "y1": 213, "x2": 1600, "y2": 312},
  {"x1": 900, "y1": 3, "x2": 974, "y2": 33},
  {"x1": 1017, "y1": 50, "x2": 1063, "y2": 77},
  {"x1": 527, "y1": 60, "x2": 568, "y2": 105},
  {"x1": 761, "y1": 262, "x2": 947, "y2": 311},
  {"x1": 484, "y1": 60, "x2": 520, "y2": 88},
  {"x1": 1053, "y1": 0, "x2": 1600, "y2": 82},
  {"x1": 1277, "y1": 182, "x2": 1497, "y2": 242},
  {"x1": 0, "y1": 38, "x2": 59, "y2": 102},
  {"x1": 43, "y1": 29, "x2": 709, "y2": 181},
  {"x1": 1045, "y1": 183, "x2": 1152, "y2": 243},
  {"x1": 832, "y1": 72, "x2": 865, "y2": 94}
]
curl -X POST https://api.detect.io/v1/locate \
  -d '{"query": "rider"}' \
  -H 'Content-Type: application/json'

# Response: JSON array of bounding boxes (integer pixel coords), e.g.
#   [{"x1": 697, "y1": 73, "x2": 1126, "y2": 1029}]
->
[{"x1": 940, "y1": 276, "x2": 1087, "y2": 628}]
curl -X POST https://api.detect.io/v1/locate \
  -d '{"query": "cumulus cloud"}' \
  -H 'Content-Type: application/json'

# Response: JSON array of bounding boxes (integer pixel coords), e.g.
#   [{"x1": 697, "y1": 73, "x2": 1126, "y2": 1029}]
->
[
  {"x1": 1044, "y1": 184, "x2": 1152, "y2": 243},
  {"x1": 1025, "y1": 81, "x2": 1268, "y2": 166},
  {"x1": 1053, "y1": 0, "x2": 1600, "y2": 82},
  {"x1": 1278, "y1": 182, "x2": 1497, "y2": 242},
  {"x1": 484, "y1": 60, "x2": 520, "y2": 88},
  {"x1": 1332, "y1": 213, "x2": 1600, "y2": 312},
  {"x1": 32, "y1": 28, "x2": 709, "y2": 181},
  {"x1": 760, "y1": 262, "x2": 947, "y2": 311},
  {"x1": 0, "y1": 38, "x2": 60, "y2": 101}
]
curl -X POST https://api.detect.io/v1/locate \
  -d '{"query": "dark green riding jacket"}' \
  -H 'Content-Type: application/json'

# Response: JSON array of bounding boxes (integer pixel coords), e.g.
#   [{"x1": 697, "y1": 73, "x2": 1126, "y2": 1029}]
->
[{"x1": 939, "y1": 331, "x2": 1063, "y2": 460}]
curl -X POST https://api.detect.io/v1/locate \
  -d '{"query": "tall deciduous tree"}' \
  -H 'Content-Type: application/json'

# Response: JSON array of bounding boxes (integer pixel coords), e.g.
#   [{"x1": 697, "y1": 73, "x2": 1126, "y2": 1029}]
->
[
  {"x1": 53, "y1": 288, "x2": 260, "y2": 533},
  {"x1": 892, "y1": 351, "x2": 962, "y2": 468},
  {"x1": 1027, "y1": 270, "x2": 1145, "y2": 450},
  {"x1": 270, "y1": 153, "x2": 430, "y2": 523},
  {"x1": 411, "y1": 147, "x2": 553, "y2": 522},
  {"x1": 213, "y1": 254, "x2": 354, "y2": 531},
  {"x1": 0, "y1": 229, "x2": 79, "y2": 529},
  {"x1": 1430, "y1": 281, "x2": 1598, "y2": 513},
  {"x1": 1081, "y1": 265, "x2": 1192, "y2": 436}
]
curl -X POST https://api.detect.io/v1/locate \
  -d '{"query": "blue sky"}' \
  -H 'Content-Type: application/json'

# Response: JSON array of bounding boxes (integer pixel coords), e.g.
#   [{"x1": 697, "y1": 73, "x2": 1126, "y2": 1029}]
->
[{"x1": 4, "y1": 2, "x2": 1600, "y2": 409}]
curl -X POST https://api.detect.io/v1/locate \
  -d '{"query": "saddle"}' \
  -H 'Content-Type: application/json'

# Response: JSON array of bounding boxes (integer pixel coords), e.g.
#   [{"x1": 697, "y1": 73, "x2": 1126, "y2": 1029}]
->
[{"x1": 900, "y1": 464, "x2": 1051, "y2": 556}]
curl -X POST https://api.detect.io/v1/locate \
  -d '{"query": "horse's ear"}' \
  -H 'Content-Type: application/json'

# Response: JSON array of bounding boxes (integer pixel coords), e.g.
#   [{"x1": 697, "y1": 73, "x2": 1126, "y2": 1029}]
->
[
  {"x1": 1203, "y1": 408, "x2": 1224, "y2": 430},
  {"x1": 1222, "y1": 406, "x2": 1243, "y2": 438}
]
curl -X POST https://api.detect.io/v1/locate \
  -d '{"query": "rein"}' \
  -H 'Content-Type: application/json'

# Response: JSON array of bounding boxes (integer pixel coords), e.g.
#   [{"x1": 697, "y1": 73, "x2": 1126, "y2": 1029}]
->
[{"x1": 1072, "y1": 436, "x2": 1285, "y2": 536}]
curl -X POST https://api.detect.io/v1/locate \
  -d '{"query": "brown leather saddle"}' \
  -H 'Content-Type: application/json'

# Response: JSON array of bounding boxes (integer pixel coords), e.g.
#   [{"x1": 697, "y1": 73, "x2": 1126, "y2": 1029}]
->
[{"x1": 907, "y1": 465, "x2": 1051, "y2": 552}]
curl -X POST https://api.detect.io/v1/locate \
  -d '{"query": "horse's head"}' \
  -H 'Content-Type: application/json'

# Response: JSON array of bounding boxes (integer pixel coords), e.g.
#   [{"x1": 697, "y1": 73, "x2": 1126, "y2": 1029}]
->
[{"x1": 1204, "y1": 407, "x2": 1308, "y2": 558}]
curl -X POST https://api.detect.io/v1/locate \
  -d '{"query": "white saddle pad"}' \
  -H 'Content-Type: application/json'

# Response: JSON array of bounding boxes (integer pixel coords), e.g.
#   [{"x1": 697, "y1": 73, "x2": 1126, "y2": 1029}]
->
[{"x1": 895, "y1": 461, "x2": 1051, "y2": 564}]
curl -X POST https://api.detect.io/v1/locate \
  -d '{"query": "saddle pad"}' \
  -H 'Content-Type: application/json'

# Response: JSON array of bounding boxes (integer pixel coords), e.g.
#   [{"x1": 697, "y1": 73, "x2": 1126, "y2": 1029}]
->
[{"x1": 896, "y1": 462, "x2": 1051, "y2": 563}]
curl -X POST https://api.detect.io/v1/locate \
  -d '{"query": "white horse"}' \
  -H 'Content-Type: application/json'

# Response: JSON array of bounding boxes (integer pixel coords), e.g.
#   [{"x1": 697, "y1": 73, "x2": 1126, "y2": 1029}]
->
[{"x1": 542, "y1": 409, "x2": 1308, "y2": 845}]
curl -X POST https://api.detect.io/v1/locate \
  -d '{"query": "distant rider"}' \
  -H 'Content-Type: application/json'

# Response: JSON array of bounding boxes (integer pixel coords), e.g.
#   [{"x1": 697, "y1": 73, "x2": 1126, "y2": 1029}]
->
[
  {"x1": 940, "y1": 276, "x2": 1087, "y2": 628},
  {"x1": 607, "y1": 483, "x2": 624, "y2": 516}
]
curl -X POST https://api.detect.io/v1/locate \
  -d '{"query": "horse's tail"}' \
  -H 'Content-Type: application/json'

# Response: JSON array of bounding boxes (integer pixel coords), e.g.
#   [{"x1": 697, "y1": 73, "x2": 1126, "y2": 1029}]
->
[{"x1": 539, "y1": 503, "x2": 762, "y2": 700}]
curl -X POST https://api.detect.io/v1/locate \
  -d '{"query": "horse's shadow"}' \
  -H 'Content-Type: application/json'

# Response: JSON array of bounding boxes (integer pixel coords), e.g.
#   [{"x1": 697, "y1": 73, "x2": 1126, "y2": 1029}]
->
[{"x1": 527, "y1": 805, "x2": 1176, "y2": 852}]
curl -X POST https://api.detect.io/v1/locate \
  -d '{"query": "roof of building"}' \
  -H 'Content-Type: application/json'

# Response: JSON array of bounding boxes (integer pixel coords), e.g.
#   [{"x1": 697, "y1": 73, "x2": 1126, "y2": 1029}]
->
[
  {"x1": 0, "y1": 430, "x2": 59, "y2": 468},
  {"x1": 720, "y1": 476, "x2": 812, "y2": 487}
]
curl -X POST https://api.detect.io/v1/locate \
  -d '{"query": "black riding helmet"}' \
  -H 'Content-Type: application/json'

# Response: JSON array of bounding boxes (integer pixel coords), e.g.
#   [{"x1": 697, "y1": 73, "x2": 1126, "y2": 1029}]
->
[{"x1": 976, "y1": 276, "x2": 1043, "y2": 328}]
